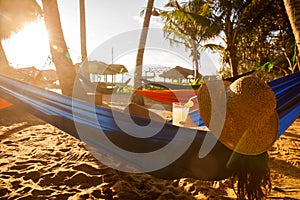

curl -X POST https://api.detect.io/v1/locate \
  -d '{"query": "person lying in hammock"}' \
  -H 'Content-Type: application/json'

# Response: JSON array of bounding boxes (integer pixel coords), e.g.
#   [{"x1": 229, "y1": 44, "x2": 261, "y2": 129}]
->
[{"x1": 128, "y1": 75, "x2": 278, "y2": 200}]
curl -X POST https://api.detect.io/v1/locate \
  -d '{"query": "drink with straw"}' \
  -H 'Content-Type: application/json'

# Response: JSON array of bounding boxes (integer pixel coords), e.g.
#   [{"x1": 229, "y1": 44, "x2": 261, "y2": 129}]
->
[{"x1": 172, "y1": 96, "x2": 196, "y2": 127}]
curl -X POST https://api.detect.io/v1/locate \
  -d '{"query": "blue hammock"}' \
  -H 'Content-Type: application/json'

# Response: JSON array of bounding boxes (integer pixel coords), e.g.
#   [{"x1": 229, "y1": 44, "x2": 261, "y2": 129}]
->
[{"x1": 0, "y1": 72, "x2": 299, "y2": 181}]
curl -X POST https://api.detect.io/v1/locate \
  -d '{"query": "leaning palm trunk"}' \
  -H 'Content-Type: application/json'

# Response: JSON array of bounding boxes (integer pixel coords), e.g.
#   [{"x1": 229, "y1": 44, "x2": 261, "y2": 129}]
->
[
  {"x1": 284, "y1": 0, "x2": 300, "y2": 71},
  {"x1": 42, "y1": 0, "x2": 77, "y2": 97}
]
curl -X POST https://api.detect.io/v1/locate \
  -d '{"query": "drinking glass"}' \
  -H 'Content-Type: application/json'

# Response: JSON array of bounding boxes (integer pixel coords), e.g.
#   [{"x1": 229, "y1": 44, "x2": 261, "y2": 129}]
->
[{"x1": 172, "y1": 102, "x2": 189, "y2": 127}]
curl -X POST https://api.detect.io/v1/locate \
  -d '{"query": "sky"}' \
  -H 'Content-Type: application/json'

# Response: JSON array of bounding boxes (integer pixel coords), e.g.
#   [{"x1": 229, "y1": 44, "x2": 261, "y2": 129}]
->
[{"x1": 2, "y1": 0, "x2": 222, "y2": 78}]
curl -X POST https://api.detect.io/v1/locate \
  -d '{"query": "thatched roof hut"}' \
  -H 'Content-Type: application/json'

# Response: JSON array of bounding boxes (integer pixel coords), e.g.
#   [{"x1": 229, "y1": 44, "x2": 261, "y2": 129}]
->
[
  {"x1": 77, "y1": 61, "x2": 128, "y2": 75},
  {"x1": 76, "y1": 61, "x2": 128, "y2": 83},
  {"x1": 159, "y1": 66, "x2": 200, "y2": 82},
  {"x1": 107, "y1": 64, "x2": 128, "y2": 75}
]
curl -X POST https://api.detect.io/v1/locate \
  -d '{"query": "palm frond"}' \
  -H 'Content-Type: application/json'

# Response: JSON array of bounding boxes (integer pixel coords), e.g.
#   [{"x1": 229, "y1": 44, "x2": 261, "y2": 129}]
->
[
  {"x1": 201, "y1": 43, "x2": 225, "y2": 53},
  {"x1": 0, "y1": 0, "x2": 42, "y2": 39},
  {"x1": 140, "y1": 8, "x2": 146, "y2": 16}
]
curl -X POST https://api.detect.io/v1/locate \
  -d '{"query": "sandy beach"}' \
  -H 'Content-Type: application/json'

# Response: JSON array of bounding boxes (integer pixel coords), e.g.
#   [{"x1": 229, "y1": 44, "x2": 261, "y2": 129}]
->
[{"x1": 0, "y1": 94, "x2": 299, "y2": 199}]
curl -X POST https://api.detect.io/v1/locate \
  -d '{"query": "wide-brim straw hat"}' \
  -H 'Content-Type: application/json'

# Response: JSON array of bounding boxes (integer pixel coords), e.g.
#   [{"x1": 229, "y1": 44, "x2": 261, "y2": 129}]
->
[{"x1": 198, "y1": 76, "x2": 278, "y2": 155}]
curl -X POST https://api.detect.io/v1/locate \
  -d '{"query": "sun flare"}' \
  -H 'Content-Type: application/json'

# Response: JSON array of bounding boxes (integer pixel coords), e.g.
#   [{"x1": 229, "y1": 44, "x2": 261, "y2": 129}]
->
[{"x1": 3, "y1": 21, "x2": 51, "y2": 69}]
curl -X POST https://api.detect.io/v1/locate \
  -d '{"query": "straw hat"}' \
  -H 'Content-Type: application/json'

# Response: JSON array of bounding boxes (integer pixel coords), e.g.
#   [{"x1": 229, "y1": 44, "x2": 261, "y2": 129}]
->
[{"x1": 198, "y1": 76, "x2": 278, "y2": 155}]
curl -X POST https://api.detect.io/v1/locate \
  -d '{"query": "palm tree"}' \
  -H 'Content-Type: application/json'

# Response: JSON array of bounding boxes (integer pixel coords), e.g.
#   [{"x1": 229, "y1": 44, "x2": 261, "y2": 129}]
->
[
  {"x1": 0, "y1": 0, "x2": 42, "y2": 75},
  {"x1": 132, "y1": 0, "x2": 155, "y2": 105},
  {"x1": 42, "y1": 0, "x2": 78, "y2": 96},
  {"x1": 283, "y1": 0, "x2": 300, "y2": 71},
  {"x1": 160, "y1": 0, "x2": 215, "y2": 81}
]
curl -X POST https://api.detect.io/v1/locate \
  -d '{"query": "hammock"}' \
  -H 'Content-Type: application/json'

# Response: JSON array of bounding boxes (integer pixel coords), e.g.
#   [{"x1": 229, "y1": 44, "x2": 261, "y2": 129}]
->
[{"x1": 0, "y1": 72, "x2": 299, "y2": 181}]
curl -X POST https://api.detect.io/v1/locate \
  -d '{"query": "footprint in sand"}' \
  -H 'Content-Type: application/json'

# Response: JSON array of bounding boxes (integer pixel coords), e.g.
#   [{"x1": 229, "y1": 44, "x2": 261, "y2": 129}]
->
[
  {"x1": 0, "y1": 188, "x2": 11, "y2": 197},
  {"x1": 72, "y1": 163, "x2": 101, "y2": 175},
  {"x1": 1, "y1": 171, "x2": 24, "y2": 179},
  {"x1": 10, "y1": 164, "x2": 33, "y2": 171},
  {"x1": 3, "y1": 141, "x2": 18, "y2": 147},
  {"x1": 64, "y1": 172, "x2": 103, "y2": 188},
  {"x1": 10, "y1": 180, "x2": 22, "y2": 190},
  {"x1": 23, "y1": 171, "x2": 41, "y2": 183},
  {"x1": 38, "y1": 171, "x2": 76, "y2": 187},
  {"x1": 15, "y1": 160, "x2": 48, "y2": 166}
]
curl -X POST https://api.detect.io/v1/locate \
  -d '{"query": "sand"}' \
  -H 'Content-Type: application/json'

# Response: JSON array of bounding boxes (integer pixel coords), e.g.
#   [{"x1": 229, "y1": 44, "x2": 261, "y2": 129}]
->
[{"x1": 0, "y1": 94, "x2": 299, "y2": 199}]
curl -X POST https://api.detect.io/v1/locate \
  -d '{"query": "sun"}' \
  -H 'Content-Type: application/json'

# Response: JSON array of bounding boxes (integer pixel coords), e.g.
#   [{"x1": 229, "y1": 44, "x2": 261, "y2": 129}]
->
[{"x1": 2, "y1": 20, "x2": 51, "y2": 69}]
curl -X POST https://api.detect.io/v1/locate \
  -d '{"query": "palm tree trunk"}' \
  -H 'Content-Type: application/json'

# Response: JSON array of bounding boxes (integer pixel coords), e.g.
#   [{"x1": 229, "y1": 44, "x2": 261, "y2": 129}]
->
[
  {"x1": 134, "y1": 0, "x2": 155, "y2": 88},
  {"x1": 132, "y1": 0, "x2": 155, "y2": 105},
  {"x1": 284, "y1": 0, "x2": 300, "y2": 67},
  {"x1": 226, "y1": 36, "x2": 239, "y2": 77},
  {"x1": 80, "y1": 0, "x2": 87, "y2": 62},
  {"x1": 191, "y1": 40, "x2": 201, "y2": 81},
  {"x1": 224, "y1": 7, "x2": 239, "y2": 77},
  {"x1": 42, "y1": 0, "x2": 77, "y2": 97},
  {"x1": 228, "y1": 48, "x2": 239, "y2": 77},
  {"x1": 0, "y1": 42, "x2": 11, "y2": 75}
]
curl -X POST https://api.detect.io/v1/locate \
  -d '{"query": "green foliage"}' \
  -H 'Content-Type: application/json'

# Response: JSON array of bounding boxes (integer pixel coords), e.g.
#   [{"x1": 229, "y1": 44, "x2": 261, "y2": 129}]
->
[
  {"x1": 160, "y1": 0, "x2": 295, "y2": 79},
  {"x1": 233, "y1": 0, "x2": 294, "y2": 78},
  {"x1": 191, "y1": 77, "x2": 204, "y2": 85},
  {"x1": 160, "y1": 0, "x2": 216, "y2": 80},
  {"x1": 255, "y1": 62, "x2": 274, "y2": 73},
  {"x1": 116, "y1": 85, "x2": 133, "y2": 93}
]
